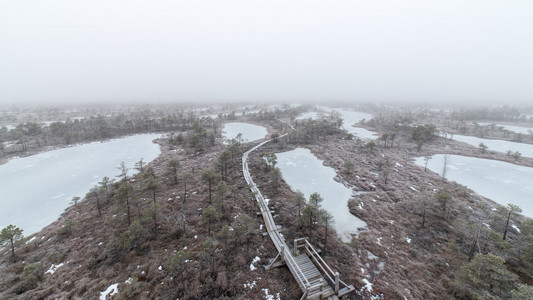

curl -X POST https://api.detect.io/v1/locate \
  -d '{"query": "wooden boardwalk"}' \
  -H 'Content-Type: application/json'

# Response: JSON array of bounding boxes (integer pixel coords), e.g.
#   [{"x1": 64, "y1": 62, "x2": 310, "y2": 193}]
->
[{"x1": 242, "y1": 137, "x2": 355, "y2": 300}]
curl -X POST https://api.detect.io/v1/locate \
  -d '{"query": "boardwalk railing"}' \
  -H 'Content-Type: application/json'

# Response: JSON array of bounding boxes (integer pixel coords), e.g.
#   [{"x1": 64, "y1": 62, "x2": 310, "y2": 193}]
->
[
  {"x1": 242, "y1": 131, "x2": 354, "y2": 299},
  {"x1": 294, "y1": 238, "x2": 354, "y2": 295}
]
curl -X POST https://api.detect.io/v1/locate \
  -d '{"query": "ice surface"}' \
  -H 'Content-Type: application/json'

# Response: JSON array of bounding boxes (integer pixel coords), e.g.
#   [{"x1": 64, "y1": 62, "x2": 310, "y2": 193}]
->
[
  {"x1": 321, "y1": 107, "x2": 377, "y2": 140},
  {"x1": 275, "y1": 148, "x2": 367, "y2": 242},
  {"x1": 478, "y1": 123, "x2": 533, "y2": 135},
  {"x1": 295, "y1": 112, "x2": 325, "y2": 120},
  {"x1": 0, "y1": 134, "x2": 161, "y2": 234},
  {"x1": 222, "y1": 122, "x2": 268, "y2": 144},
  {"x1": 415, "y1": 154, "x2": 533, "y2": 218},
  {"x1": 452, "y1": 134, "x2": 533, "y2": 158}
]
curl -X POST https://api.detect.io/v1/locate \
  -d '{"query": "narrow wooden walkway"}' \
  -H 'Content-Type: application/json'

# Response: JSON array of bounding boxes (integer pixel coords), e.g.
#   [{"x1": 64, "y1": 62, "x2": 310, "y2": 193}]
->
[{"x1": 242, "y1": 135, "x2": 355, "y2": 300}]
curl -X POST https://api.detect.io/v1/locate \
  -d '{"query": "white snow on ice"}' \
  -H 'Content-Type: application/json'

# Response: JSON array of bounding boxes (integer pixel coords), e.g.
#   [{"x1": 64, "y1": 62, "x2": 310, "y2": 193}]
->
[
  {"x1": 0, "y1": 134, "x2": 161, "y2": 234},
  {"x1": 478, "y1": 123, "x2": 533, "y2": 135},
  {"x1": 452, "y1": 134, "x2": 533, "y2": 158},
  {"x1": 415, "y1": 154, "x2": 533, "y2": 218},
  {"x1": 320, "y1": 107, "x2": 376, "y2": 140},
  {"x1": 222, "y1": 122, "x2": 268, "y2": 144},
  {"x1": 275, "y1": 148, "x2": 367, "y2": 242}
]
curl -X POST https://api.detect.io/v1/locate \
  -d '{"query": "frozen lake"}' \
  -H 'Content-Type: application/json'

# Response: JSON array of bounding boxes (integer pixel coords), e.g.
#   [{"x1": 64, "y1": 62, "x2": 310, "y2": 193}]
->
[
  {"x1": 320, "y1": 107, "x2": 377, "y2": 140},
  {"x1": 452, "y1": 134, "x2": 533, "y2": 158},
  {"x1": 295, "y1": 112, "x2": 326, "y2": 120},
  {"x1": 222, "y1": 122, "x2": 268, "y2": 144},
  {"x1": 414, "y1": 154, "x2": 533, "y2": 218},
  {"x1": 478, "y1": 123, "x2": 533, "y2": 135},
  {"x1": 0, "y1": 134, "x2": 161, "y2": 235},
  {"x1": 276, "y1": 148, "x2": 367, "y2": 242}
]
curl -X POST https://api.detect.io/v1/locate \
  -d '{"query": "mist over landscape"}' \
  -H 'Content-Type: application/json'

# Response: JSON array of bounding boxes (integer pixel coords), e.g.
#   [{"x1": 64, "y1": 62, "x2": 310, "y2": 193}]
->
[
  {"x1": 1, "y1": 1, "x2": 533, "y2": 300},
  {"x1": 1, "y1": 0, "x2": 532, "y2": 106}
]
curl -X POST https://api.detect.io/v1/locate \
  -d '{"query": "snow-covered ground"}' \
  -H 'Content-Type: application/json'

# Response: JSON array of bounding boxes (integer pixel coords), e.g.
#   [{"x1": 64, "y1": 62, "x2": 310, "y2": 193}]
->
[
  {"x1": 0, "y1": 134, "x2": 161, "y2": 234},
  {"x1": 276, "y1": 148, "x2": 367, "y2": 242},
  {"x1": 222, "y1": 122, "x2": 268, "y2": 144},
  {"x1": 452, "y1": 134, "x2": 533, "y2": 158},
  {"x1": 415, "y1": 154, "x2": 533, "y2": 218}
]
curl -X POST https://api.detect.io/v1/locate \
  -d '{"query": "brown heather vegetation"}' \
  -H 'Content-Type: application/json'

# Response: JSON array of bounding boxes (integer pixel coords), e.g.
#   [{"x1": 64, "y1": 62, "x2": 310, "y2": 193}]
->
[{"x1": 1, "y1": 104, "x2": 533, "y2": 299}]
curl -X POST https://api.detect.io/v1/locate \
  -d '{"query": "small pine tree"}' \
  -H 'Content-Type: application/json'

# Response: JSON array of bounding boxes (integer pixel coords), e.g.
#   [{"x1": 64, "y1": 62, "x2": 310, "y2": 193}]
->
[{"x1": 1, "y1": 225, "x2": 24, "y2": 262}]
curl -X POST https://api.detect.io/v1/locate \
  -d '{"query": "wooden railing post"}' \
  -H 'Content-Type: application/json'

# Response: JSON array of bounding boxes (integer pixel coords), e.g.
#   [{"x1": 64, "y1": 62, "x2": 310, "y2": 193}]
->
[
  {"x1": 294, "y1": 239, "x2": 298, "y2": 255},
  {"x1": 319, "y1": 279, "x2": 324, "y2": 300},
  {"x1": 335, "y1": 271, "x2": 339, "y2": 294},
  {"x1": 280, "y1": 244, "x2": 285, "y2": 263}
]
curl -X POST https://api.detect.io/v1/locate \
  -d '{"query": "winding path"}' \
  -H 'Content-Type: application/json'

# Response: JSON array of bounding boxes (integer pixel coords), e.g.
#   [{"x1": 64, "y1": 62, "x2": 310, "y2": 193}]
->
[{"x1": 242, "y1": 130, "x2": 355, "y2": 299}]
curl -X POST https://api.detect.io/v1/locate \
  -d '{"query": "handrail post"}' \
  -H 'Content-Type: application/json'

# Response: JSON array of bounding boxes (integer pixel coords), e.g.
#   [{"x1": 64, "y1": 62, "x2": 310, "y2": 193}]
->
[
  {"x1": 294, "y1": 239, "x2": 298, "y2": 255},
  {"x1": 319, "y1": 279, "x2": 324, "y2": 300},
  {"x1": 335, "y1": 271, "x2": 339, "y2": 294},
  {"x1": 280, "y1": 244, "x2": 285, "y2": 263}
]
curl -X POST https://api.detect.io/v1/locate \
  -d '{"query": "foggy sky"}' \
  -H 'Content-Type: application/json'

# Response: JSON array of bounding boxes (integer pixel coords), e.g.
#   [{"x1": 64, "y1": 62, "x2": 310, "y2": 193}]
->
[{"x1": 1, "y1": 1, "x2": 532, "y2": 106}]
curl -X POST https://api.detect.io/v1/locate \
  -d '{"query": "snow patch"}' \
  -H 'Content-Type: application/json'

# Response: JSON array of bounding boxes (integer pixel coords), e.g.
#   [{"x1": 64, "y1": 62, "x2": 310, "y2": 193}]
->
[
  {"x1": 262, "y1": 288, "x2": 281, "y2": 300},
  {"x1": 244, "y1": 281, "x2": 257, "y2": 289},
  {"x1": 361, "y1": 278, "x2": 373, "y2": 292},
  {"x1": 367, "y1": 251, "x2": 378, "y2": 260},
  {"x1": 250, "y1": 256, "x2": 261, "y2": 271},
  {"x1": 511, "y1": 224, "x2": 521, "y2": 233},
  {"x1": 406, "y1": 237, "x2": 411, "y2": 244},
  {"x1": 99, "y1": 283, "x2": 119, "y2": 300},
  {"x1": 125, "y1": 277, "x2": 133, "y2": 284},
  {"x1": 45, "y1": 263, "x2": 64, "y2": 275}
]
